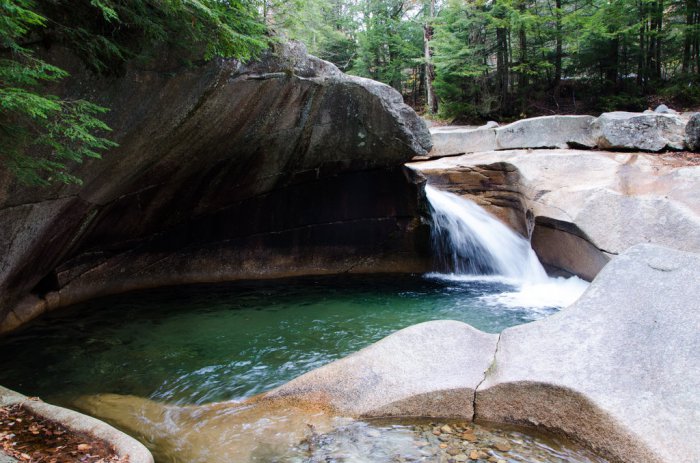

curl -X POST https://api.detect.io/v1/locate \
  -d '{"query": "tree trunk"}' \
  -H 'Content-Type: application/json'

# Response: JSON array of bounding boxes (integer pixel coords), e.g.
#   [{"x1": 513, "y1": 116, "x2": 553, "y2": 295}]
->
[
  {"x1": 554, "y1": 0, "x2": 563, "y2": 86},
  {"x1": 606, "y1": 37, "x2": 619, "y2": 86},
  {"x1": 656, "y1": 0, "x2": 663, "y2": 77},
  {"x1": 683, "y1": 0, "x2": 693, "y2": 73},
  {"x1": 638, "y1": 0, "x2": 646, "y2": 87},
  {"x1": 496, "y1": 26, "x2": 510, "y2": 109},
  {"x1": 424, "y1": 0, "x2": 438, "y2": 114}
]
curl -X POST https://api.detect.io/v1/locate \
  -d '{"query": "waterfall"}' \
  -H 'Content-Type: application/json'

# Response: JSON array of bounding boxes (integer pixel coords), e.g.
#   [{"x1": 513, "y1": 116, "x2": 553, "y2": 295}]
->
[
  {"x1": 425, "y1": 185, "x2": 547, "y2": 282},
  {"x1": 424, "y1": 185, "x2": 589, "y2": 309}
]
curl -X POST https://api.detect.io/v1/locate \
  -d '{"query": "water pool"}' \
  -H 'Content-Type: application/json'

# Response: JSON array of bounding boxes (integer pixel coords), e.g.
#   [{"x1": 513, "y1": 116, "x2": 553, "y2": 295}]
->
[{"x1": 0, "y1": 273, "x2": 584, "y2": 405}]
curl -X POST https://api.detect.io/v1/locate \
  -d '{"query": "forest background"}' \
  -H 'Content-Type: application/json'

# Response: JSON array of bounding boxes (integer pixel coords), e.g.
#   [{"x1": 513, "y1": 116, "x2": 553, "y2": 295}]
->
[{"x1": 2, "y1": 0, "x2": 700, "y2": 184}]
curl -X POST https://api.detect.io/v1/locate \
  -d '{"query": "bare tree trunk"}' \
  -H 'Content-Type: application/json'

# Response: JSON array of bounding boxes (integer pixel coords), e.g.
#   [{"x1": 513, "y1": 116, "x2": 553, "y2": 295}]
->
[
  {"x1": 683, "y1": 0, "x2": 693, "y2": 73},
  {"x1": 638, "y1": 0, "x2": 646, "y2": 87},
  {"x1": 517, "y1": 0, "x2": 528, "y2": 113},
  {"x1": 554, "y1": 0, "x2": 563, "y2": 86},
  {"x1": 656, "y1": 0, "x2": 663, "y2": 77},
  {"x1": 424, "y1": 0, "x2": 438, "y2": 114},
  {"x1": 496, "y1": 26, "x2": 510, "y2": 109}
]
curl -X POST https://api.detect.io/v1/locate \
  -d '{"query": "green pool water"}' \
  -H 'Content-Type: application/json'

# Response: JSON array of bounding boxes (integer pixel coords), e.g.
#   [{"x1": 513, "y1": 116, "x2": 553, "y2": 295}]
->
[{"x1": 0, "y1": 273, "x2": 566, "y2": 405}]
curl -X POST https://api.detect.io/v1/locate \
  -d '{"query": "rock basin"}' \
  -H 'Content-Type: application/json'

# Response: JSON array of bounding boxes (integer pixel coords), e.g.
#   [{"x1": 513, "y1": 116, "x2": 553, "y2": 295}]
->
[{"x1": 69, "y1": 244, "x2": 700, "y2": 463}]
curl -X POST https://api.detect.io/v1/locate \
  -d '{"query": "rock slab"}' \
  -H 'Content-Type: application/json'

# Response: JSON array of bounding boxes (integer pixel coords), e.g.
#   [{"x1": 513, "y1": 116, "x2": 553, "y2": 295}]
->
[
  {"x1": 476, "y1": 244, "x2": 700, "y2": 463},
  {"x1": 0, "y1": 41, "x2": 432, "y2": 332},
  {"x1": 268, "y1": 320, "x2": 499, "y2": 419},
  {"x1": 409, "y1": 149, "x2": 700, "y2": 279},
  {"x1": 495, "y1": 115, "x2": 596, "y2": 149},
  {"x1": 0, "y1": 386, "x2": 153, "y2": 463}
]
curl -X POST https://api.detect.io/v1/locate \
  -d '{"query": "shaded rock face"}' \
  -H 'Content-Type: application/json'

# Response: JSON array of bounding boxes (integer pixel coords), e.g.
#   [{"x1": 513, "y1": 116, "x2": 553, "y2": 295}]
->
[
  {"x1": 409, "y1": 150, "x2": 700, "y2": 280},
  {"x1": 686, "y1": 112, "x2": 700, "y2": 151},
  {"x1": 0, "y1": 42, "x2": 433, "y2": 333}
]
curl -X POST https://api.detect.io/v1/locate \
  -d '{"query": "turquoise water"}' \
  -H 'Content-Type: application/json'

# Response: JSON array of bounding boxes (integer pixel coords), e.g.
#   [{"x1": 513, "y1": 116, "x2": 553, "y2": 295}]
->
[{"x1": 0, "y1": 274, "x2": 561, "y2": 406}]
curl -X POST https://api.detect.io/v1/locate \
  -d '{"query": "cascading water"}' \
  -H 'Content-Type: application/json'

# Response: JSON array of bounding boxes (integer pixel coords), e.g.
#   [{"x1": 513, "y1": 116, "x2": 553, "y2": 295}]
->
[
  {"x1": 426, "y1": 185, "x2": 548, "y2": 281},
  {"x1": 425, "y1": 185, "x2": 589, "y2": 309}
]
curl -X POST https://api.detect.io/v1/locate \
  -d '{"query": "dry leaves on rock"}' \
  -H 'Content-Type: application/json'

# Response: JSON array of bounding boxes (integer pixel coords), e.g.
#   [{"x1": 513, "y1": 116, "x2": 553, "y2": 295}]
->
[{"x1": 0, "y1": 404, "x2": 128, "y2": 463}]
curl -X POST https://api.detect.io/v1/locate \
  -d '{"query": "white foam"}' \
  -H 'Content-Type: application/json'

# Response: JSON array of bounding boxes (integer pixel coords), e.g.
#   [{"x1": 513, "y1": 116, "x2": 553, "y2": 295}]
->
[
  {"x1": 425, "y1": 186, "x2": 548, "y2": 282},
  {"x1": 480, "y1": 276, "x2": 590, "y2": 311},
  {"x1": 424, "y1": 185, "x2": 590, "y2": 311}
]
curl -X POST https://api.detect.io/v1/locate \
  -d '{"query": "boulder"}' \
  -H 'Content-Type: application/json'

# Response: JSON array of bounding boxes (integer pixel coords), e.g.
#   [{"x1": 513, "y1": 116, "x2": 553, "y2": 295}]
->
[
  {"x1": 495, "y1": 115, "x2": 597, "y2": 149},
  {"x1": 654, "y1": 103, "x2": 677, "y2": 114},
  {"x1": 427, "y1": 115, "x2": 597, "y2": 159},
  {"x1": 0, "y1": 42, "x2": 433, "y2": 332},
  {"x1": 428, "y1": 126, "x2": 498, "y2": 157},
  {"x1": 593, "y1": 111, "x2": 686, "y2": 151},
  {"x1": 685, "y1": 112, "x2": 700, "y2": 151},
  {"x1": 267, "y1": 320, "x2": 499, "y2": 419},
  {"x1": 476, "y1": 244, "x2": 700, "y2": 463}
]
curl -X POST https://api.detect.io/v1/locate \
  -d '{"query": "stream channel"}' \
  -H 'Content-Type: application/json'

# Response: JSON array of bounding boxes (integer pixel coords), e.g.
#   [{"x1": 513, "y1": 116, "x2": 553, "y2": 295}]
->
[{"x1": 0, "y1": 188, "x2": 608, "y2": 463}]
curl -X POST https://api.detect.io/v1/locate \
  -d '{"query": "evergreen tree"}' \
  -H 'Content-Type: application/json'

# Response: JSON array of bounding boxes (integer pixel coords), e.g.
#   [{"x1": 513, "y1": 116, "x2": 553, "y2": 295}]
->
[{"x1": 1, "y1": 0, "x2": 268, "y2": 185}]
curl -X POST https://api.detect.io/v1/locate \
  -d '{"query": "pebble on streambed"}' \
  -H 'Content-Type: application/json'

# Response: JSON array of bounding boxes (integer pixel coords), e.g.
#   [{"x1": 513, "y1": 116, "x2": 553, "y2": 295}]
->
[{"x1": 292, "y1": 419, "x2": 606, "y2": 463}]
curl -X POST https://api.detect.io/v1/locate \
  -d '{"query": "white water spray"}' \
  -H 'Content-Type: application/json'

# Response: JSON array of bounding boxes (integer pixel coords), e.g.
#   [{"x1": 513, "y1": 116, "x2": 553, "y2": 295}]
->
[{"x1": 425, "y1": 185, "x2": 588, "y2": 309}]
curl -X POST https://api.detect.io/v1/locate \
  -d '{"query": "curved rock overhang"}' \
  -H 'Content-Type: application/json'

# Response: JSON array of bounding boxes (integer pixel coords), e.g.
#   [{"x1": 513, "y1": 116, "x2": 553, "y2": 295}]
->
[{"x1": 0, "y1": 42, "x2": 434, "y2": 333}]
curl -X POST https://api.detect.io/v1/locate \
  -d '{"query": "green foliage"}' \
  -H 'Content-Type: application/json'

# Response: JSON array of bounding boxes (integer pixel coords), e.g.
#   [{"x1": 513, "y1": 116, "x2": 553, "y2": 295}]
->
[
  {"x1": 351, "y1": 0, "x2": 424, "y2": 91},
  {"x1": 0, "y1": 0, "x2": 117, "y2": 185},
  {"x1": 38, "y1": 0, "x2": 269, "y2": 72},
  {"x1": 430, "y1": 0, "x2": 700, "y2": 119},
  {"x1": 260, "y1": 0, "x2": 359, "y2": 70},
  {"x1": 1, "y1": 0, "x2": 269, "y2": 186}
]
